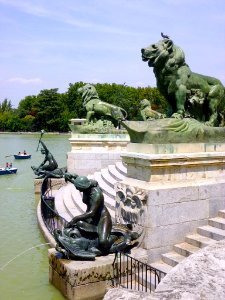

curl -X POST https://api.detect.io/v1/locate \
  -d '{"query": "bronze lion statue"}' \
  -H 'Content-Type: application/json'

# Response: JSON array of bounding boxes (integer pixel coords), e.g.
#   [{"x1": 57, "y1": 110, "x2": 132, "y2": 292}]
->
[
  {"x1": 141, "y1": 38, "x2": 225, "y2": 126},
  {"x1": 140, "y1": 99, "x2": 165, "y2": 121},
  {"x1": 78, "y1": 84, "x2": 127, "y2": 126}
]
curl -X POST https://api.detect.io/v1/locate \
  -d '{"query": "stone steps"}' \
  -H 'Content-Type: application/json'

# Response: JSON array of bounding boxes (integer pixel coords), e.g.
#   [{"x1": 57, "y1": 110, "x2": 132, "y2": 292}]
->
[
  {"x1": 54, "y1": 186, "x2": 71, "y2": 222},
  {"x1": 130, "y1": 269, "x2": 160, "y2": 292},
  {"x1": 94, "y1": 171, "x2": 116, "y2": 197},
  {"x1": 185, "y1": 233, "x2": 215, "y2": 248},
  {"x1": 161, "y1": 251, "x2": 185, "y2": 267},
  {"x1": 119, "y1": 263, "x2": 167, "y2": 293},
  {"x1": 68, "y1": 183, "x2": 86, "y2": 214},
  {"x1": 208, "y1": 217, "x2": 225, "y2": 230},
  {"x1": 100, "y1": 168, "x2": 117, "y2": 189},
  {"x1": 108, "y1": 164, "x2": 125, "y2": 181},
  {"x1": 173, "y1": 242, "x2": 199, "y2": 257},
  {"x1": 150, "y1": 260, "x2": 173, "y2": 275},
  {"x1": 150, "y1": 210, "x2": 225, "y2": 273},
  {"x1": 197, "y1": 225, "x2": 225, "y2": 240},
  {"x1": 102, "y1": 193, "x2": 116, "y2": 218},
  {"x1": 218, "y1": 210, "x2": 225, "y2": 218},
  {"x1": 115, "y1": 161, "x2": 127, "y2": 176},
  {"x1": 54, "y1": 161, "x2": 127, "y2": 224}
]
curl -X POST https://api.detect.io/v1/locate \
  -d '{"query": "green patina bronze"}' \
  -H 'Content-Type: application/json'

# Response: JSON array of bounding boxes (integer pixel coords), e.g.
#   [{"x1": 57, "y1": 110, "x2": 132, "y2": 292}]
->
[
  {"x1": 119, "y1": 37, "x2": 225, "y2": 144},
  {"x1": 53, "y1": 173, "x2": 139, "y2": 260},
  {"x1": 141, "y1": 38, "x2": 225, "y2": 127},
  {"x1": 78, "y1": 84, "x2": 127, "y2": 128},
  {"x1": 31, "y1": 140, "x2": 66, "y2": 178},
  {"x1": 69, "y1": 119, "x2": 127, "y2": 134},
  {"x1": 122, "y1": 118, "x2": 225, "y2": 144},
  {"x1": 140, "y1": 99, "x2": 165, "y2": 121}
]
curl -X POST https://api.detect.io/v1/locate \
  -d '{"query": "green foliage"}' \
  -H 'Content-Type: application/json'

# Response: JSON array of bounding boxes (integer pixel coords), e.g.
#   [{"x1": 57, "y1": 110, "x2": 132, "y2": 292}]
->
[
  {"x1": 0, "y1": 98, "x2": 13, "y2": 113},
  {"x1": 20, "y1": 115, "x2": 35, "y2": 131},
  {"x1": 32, "y1": 89, "x2": 63, "y2": 131},
  {"x1": 67, "y1": 82, "x2": 86, "y2": 118},
  {"x1": 0, "y1": 111, "x2": 21, "y2": 131},
  {"x1": 0, "y1": 82, "x2": 168, "y2": 132},
  {"x1": 94, "y1": 83, "x2": 168, "y2": 120},
  {"x1": 17, "y1": 95, "x2": 37, "y2": 118}
]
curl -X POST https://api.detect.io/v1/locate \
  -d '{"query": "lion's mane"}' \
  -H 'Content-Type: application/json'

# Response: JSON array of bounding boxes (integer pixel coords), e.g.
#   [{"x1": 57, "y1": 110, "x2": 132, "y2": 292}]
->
[{"x1": 141, "y1": 39, "x2": 225, "y2": 126}]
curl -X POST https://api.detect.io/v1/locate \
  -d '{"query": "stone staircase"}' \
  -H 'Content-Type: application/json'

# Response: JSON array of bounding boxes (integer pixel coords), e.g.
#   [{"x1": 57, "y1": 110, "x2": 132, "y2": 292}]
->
[
  {"x1": 54, "y1": 162, "x2": 225, "y2": 276},
  {"x1": 151, "y1": 210, "x2": 225, "y2": 274},
  {"x1": 54, "y1": 161, "x2": 126, "y2": 222}
]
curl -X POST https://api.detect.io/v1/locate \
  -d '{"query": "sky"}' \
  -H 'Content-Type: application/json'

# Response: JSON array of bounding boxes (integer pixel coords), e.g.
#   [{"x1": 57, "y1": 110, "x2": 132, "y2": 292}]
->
[{"x1": 0, "y1": 0, "x2": 225, "y2": 108}]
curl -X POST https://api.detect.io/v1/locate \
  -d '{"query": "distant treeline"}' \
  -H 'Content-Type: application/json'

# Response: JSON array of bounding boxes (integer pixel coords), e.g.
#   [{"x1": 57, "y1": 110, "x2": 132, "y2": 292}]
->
[{"x1": 0, "y1": 82, "x2": 168, "y2": 132}]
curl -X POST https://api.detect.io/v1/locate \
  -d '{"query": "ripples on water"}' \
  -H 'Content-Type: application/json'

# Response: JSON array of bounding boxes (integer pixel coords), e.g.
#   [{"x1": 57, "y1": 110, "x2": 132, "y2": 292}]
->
[{"x1": 0, "y1": 134, "x2": 70, "y2": 300}]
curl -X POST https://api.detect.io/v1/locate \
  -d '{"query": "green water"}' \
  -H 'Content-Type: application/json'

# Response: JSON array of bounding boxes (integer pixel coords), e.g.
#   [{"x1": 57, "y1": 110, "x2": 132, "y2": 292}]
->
[{"x1": 0, "y1": 133, "x2": 70, "y2": 300}]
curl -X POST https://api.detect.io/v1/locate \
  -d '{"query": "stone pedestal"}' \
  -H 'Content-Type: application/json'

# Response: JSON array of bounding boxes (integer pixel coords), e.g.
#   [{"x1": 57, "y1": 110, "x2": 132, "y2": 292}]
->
[
  {"x1": 48, "y1": 248, "x2": 147, "y2": 300},
  {"x1": 116, "y1": 143, "x2": 225, "y2": 262},
  {"x1": 67, "y1": 133, "x2": 129, "y2": 176}
]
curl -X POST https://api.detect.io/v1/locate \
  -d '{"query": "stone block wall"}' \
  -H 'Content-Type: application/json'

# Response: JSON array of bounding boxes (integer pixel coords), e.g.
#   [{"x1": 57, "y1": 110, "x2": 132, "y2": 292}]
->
[{"x1": 117, "y1": 148, "x2": 225, "y2": 262}]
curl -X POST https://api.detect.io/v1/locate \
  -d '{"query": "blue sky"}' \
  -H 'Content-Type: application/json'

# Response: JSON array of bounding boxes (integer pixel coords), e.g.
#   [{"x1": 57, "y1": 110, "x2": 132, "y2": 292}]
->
[{"x1": 0, "y1": 0, "x2": 225, "y2": 108}]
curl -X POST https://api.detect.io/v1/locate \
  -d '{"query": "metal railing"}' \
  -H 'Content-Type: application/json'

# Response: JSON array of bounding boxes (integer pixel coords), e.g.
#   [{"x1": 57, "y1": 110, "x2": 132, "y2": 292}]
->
[
  {"x1": 41, "y1": 177, "x2": 68, "y2": 234},
  {"x1": 112, "y1": 251, "x2": 166, "y2": 293},
  {"x1": 40, "y1": 177, "x2": 166, "y2": 293}
]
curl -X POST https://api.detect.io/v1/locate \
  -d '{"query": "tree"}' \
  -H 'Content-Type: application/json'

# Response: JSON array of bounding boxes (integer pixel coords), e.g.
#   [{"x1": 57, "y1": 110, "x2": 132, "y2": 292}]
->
[
  {"x1": 67, "y1": 82, "x2": 86, "y2": 118},
  {"x1": 17, "y1": 95, "x2": 37, "y2": 118},
  {"x1": 0, "y1": 81, "x2": 169, "y2": 132},
  {"x1": 20, "y1": 115, "x2": 35, "y2": 131},
  {"x1": 0, "y1": 98, "x2": 13, "y2": 113},
  {"x1": 0, "y1": 111, "x2": 21, "y2": 131},
  {"x1": 33, "y1": 89, "x2": 63, "y2": 131}
]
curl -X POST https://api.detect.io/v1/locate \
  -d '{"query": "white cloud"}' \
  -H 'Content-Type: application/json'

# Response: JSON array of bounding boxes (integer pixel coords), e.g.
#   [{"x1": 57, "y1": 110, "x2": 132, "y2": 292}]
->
[{"x1": 7, "y1": 77, "x2": 42, "y2": 84}]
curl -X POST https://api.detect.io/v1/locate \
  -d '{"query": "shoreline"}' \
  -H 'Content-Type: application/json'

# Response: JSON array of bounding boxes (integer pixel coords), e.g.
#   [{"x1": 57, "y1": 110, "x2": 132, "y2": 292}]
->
[{"x1": 0, "y1": 131, "x2": 71, "y2": 135}]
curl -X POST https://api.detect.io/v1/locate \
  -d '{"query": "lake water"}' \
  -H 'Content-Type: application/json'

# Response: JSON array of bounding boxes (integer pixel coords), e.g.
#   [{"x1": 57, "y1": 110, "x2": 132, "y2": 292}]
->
[{"x1": 0, "y1": 133, "x2": 71, "y2": 300}]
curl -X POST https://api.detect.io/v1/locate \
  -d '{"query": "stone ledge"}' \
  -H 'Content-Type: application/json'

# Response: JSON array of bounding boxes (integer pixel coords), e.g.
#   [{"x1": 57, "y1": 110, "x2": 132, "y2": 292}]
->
[
  {"x1": 127, "y1": 142, "x2": 225, "y2": 154},
  {"x1": 122, "y1": 151, "x2": 225, "y2": 182}
]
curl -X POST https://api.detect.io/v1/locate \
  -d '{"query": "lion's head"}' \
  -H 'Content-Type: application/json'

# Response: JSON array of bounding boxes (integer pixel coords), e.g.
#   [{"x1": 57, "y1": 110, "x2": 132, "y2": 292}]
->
[
  {"x1": 140, "y1": 99, "x2": 151, "y2": 109},
  {"x1": 77, "y1": 84, "x2": 99, "y2": 105},
  {"x1": 141, "y1": 39, "x2": 185, "y2": 71}
]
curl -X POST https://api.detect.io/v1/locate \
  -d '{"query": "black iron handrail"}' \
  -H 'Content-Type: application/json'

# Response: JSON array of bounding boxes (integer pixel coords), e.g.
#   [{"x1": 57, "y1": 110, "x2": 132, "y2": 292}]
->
[
  {"x1": 112, "y1": 251, "x2": 166, "y2": 293},
  {"x1": 40, "y1": 177, "x2": 68, "y2": 234}
]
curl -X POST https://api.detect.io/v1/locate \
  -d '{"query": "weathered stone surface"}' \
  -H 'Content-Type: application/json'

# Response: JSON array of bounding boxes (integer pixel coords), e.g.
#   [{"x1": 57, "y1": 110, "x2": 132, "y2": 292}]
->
[
  {"x1": 104, "y1": 287, "x2": 154, "y2": 300},
  {"x1": 154, "y1": 240, "x2": 225, "y2": 299},
  {"x1": 48, "y1": 247, "x2": 148, "y2": 300}
]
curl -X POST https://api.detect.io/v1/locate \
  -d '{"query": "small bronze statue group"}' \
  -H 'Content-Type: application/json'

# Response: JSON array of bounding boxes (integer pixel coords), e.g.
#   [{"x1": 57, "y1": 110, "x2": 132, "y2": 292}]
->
[
  {"x1": 32, "y1": 137, "x2": 139, "y2": 260},
  {"x1": 54, "y1": 173, "x2": 139, "y2": 260}
]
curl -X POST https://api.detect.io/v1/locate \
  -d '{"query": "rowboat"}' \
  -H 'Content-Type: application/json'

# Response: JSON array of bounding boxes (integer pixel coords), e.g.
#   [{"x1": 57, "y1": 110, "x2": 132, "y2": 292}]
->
[
  {"x1": 0, "y1": 167, "x2": 18, "y2": 175},
  {"x1": 14, "y1": 154, "x2": 31, "y2": 159}
]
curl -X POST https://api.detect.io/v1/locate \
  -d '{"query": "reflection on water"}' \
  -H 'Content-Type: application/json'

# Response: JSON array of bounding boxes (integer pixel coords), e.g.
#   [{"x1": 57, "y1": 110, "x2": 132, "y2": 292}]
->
[{"x1": 0, "y1": 133, "x2": 70, "y2": 300}]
